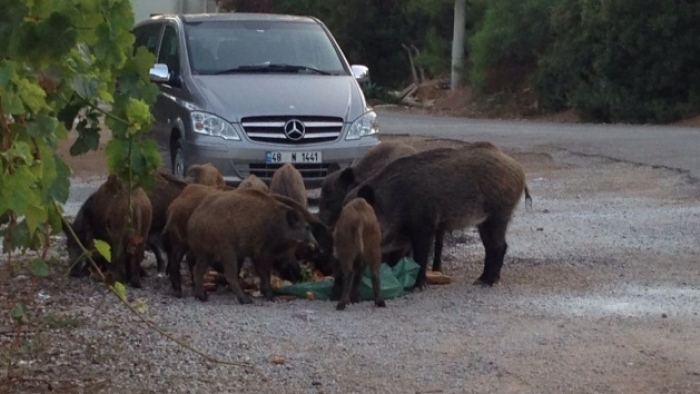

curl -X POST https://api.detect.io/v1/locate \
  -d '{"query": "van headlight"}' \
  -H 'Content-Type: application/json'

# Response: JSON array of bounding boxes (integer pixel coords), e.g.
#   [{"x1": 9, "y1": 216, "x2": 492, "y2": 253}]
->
[
  {"x1": 345, "y1": 111, "x2": 378, "y2": 140},
  {"x1": 191, "y1": 111, "x2": 241, "y2": 141}
]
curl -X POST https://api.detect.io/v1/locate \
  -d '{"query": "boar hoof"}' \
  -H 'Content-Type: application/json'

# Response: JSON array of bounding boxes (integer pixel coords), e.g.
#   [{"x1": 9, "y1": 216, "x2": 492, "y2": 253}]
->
[
  {"x1": 130, "y1": 280, "x2": 142, "y2": 289},
  {"x1": 195, "y1": 292, "x2": 209, "y2": 302},
  {"x1": 336, "y1": 302, "x2": 347, "y2": 311},
  {"x1": 472, "y1": 278, "x2": 495, "y2": 287},
  {"x1": 375, "y1": 299, "x2": 386, "y2": 308},
  {"x1": 238, "y1": 295, "x2": 253, "y2": 305},
  {"x1": 173, "y1": 289, "x2": 183, "y2": 298}
]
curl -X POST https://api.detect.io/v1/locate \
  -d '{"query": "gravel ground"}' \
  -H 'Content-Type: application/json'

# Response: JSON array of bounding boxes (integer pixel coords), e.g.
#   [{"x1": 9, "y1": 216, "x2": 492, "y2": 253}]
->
[{"x1": 2, "y1": 137, "x2": 700, "y2": 394}]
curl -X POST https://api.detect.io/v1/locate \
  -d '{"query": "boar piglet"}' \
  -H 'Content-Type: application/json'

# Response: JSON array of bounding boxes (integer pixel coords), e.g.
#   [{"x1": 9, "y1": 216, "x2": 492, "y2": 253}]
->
[
  {"x1": 318, "y1": 141, "x2": 417, "y2": 227},
  {"x1": 238, "y1": 174, "x2": 269, "y2": 192},
  {"x1": 269, "y1": 163, "x2": 307, "y2": 208},
  {"x1": 352, "y1": 145, "x2": 531, "y2": 289},
  {"x1": 184, "y1": 163, "x2": 225, "y2": 188},
  {"x1": 330, "y1": 197, "x2": 386, "y2": 311},
  {"x1": 187, "y1": 189, "x2": 318, "y2": 304},
  {"x1": 267, "y1": 192, "x2": 335, "y2": 277}
]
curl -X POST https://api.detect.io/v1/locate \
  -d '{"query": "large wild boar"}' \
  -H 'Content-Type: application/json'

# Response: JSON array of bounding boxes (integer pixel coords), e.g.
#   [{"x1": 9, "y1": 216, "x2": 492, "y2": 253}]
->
[
  {"x1": 185, "y1": 163, "x2": 225, "y2": 188},
  {"x1": 64, "y1": 175, "x2": 152, "y2": 288},
  {"x1": 269, "y1": 163, "x2": 307, "y2": 208},
  {"x1": 352, "y1": 145, "x2": 531, "y2": 289},
  {"x1": 161, "y1": 184, "x2": 229, "y2": 297},
  {"x1": 146, "y1": 171, "x2": 188, "y2": 273},
  {"x1": 318, "y1": 141, "x2": 417, "y2": 226},
  {"x1": 187, "y1": 189, "x2": 318, "y2": 304},
  {"x1": 238, "y1": 174, "x2": 269, "y2": 192},
  {"x1": 330, "y1": 197, "x2": 386, "y2": 311}
]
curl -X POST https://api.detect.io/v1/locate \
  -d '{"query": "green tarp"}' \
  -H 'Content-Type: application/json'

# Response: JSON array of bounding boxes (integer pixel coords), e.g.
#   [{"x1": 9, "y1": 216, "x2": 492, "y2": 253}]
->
[{"x1": 273, "y1": 257, "x2": 421, "y2": 301}]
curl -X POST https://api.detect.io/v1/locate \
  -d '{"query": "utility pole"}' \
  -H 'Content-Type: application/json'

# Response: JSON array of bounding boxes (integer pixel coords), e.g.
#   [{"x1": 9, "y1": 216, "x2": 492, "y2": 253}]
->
[{"x1": 450, "y1": 0, "x2": 466, "y2": 90}]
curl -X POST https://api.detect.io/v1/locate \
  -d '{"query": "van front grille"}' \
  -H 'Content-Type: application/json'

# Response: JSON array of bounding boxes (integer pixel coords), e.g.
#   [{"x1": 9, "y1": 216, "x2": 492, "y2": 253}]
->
[{"x1": 241, "y1": 116, "x2": 344, "y2": 144}]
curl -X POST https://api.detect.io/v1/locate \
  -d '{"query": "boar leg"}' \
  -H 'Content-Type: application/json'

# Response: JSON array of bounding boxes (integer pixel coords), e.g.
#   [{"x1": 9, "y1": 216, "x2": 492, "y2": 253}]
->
[
  {"x1": 255, "y1": 255, "x2": 276, "y2": 302},
  {"x1": 431, "y1": 225, "x2": 446, "y2": 272},
  {"x1": 336, "y1": 265, "x2": 355, "y2": 311},
  {"x1": 409, "y1": 227, "x2": 436, "y2": 291},
  {"x1": 167, "y1": 244, "x2": 187, "y2": 298},
  {"x1": 192, "y1": 254, "x2": 209, "y2": 301},
  {"x1": 474, "y1": 217, "x2": 509, "y2": 286},
  {"x1": 147, "y1": 235, "x2": 165, "y2": 273},
  {"x1": 369, "y1": 261, "x2": 386, "y2": 308},
  {"x1": 221, "y1": 253, "x2": 253, "y2": 305},
  {"x1": 349, "y1": 264, "x2": 364, "y2": 304}
]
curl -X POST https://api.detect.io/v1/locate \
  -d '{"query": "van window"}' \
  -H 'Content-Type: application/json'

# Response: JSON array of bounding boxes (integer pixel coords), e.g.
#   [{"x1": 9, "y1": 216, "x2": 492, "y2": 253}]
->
[
  {"x1": 133, "y1": 23, "x2": 162, "y2": 56},
  {"x1": 183, "y1": 20, "x2": 346, "y2": 75},
  {"x1": 158, "y1": 25, "x2": 181, "y2": 76}
]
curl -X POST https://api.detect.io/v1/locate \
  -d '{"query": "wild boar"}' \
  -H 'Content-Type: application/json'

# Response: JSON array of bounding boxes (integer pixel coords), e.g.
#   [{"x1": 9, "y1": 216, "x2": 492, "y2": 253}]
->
[
  {"x1": 269, "y1": 163, "x2": 307, "y2": 208},
  {"x1": 267, "y1": 192, "x2": 335, "y2": 277},
  {"x1": 146, "y1": 171, "x2": 188, "y2": 273},
  {"x1": 185, "y1": 163, "x2": 225, "y2": 188},
  {"x1": 161, "y1": 184, "x2": 229, "y2": 297},
  {"x1": 64, "y1": 175, "x2": 152, "y2": 288},
  {"x1": 187, "y1": 189, "x2": 318, "y2": 304},
  {"x1": 352, "y1": 145, "x2": 531, "y2": 289},
  {"x1": 238, "y1": 174, "x2": 269, "y2": 192},
  {"x1": 318, "y1": 141, "x2": 417, "y2": 226},
  {"x1": 330, "y1": 197, "x2": 386, "y2": 311}
]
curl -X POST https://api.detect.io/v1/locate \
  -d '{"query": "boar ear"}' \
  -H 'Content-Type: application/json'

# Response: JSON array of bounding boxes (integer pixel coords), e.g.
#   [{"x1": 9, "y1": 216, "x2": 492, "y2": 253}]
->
[
  {"x1": 286, "y1": 208, "x2": 303, "y2": 227},
  {"x1": 338, "y1": 168, "x2": 355, "y2": 187},
  {"x1": 357, "y1": 184, "x2": 375, "y2": 207}
]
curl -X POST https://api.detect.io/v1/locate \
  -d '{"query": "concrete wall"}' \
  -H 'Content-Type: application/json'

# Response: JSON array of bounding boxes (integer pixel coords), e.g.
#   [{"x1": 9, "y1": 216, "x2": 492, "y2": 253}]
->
[{"x1": 132, "y1": 0, "x2": 219, "y2": 25}]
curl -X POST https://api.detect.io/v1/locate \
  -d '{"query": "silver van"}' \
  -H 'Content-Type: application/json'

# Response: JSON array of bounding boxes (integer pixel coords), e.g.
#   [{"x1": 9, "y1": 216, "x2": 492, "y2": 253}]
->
[{"x1": 131, "y1": 13, "x2": 380, "y2": 187}]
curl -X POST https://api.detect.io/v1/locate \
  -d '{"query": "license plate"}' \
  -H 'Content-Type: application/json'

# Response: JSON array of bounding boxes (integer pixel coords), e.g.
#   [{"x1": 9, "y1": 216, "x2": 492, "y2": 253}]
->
[{"x1": 265, "y1": 151, "x2": 322, "y2": 164}]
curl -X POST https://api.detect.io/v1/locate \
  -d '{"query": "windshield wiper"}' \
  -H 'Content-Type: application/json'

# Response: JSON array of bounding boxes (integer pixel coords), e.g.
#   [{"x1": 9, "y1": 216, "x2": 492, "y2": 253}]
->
[{"x1": 214, "y1": 64, "x2": 332, "y2": 75}]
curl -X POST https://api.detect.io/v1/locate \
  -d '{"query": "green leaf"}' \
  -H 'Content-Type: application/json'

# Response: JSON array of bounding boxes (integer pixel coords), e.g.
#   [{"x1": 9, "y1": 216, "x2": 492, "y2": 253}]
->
[
  {"x1": 125, "y1": 98, "x2": 151, "y2": 136},
  {"x1": 104, "y1": 138, "x2": 129, "y2": 174},
  {"x1": 0, "y1": 61, "x2": 16, "y2": 90},
  {"x1": 72, "y1": 74, "x2": 99, "y2": 101},
  {"x1": 26, "y1": 114, "x2": 59, "y2": 138},
  {"x1": 9, "y1": 141, "x2": 33, "y2": 164},
  {"x1": 48, "y1": 155, "x2": 71, "y2": 203},
  {"x1": 69, "y1": 120, "x2": 100, "y2": 156},
  {"x1": 25, "y1": 203, "x2": 48, "y2": 237},
  {"x1": 10, "y1": 302, "x2": 28, "y2": 324},
  {"x1": 15, "y1": 76, "x2": 49, "y2": 113},
  {"x1": 93, "y1": 239, "x2": 111, "y2": 263},
  {"x1": 0, "y1": 166, "x2": 36, "y2": 213},
  {"x1": 29, "y1": 257, "x2": 50, "y2": 277},
  {"x1": 131, "y1": 298, "x2": 149, "y2": 313},
  {"x1": 112, "y1": 281, "x2": 126, "y2": 302}
]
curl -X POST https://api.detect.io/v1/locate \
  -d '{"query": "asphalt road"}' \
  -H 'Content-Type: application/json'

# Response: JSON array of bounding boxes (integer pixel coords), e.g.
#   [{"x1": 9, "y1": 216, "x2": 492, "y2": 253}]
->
[
  {"x1": 376, "y1": 108, "x2": 700, "y2": 180},
  {"x1": 63, "y1": 110, "x2": 700, "y2": 217}
]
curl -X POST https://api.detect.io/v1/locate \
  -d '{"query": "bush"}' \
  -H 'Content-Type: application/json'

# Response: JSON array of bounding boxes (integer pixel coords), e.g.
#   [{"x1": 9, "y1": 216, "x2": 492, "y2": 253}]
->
[
  {"x1": 535, "y1": 0, "x2": 700, "y2": 123},
  {"x1": 468, "y1": 0, "x2": 557, "y2": 92}
]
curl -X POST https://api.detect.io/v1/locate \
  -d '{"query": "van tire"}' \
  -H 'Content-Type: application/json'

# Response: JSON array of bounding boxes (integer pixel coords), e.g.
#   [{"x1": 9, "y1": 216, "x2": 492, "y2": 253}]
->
[{"x1": 172, "y1": 138, "x2": 186, "y2": 179}]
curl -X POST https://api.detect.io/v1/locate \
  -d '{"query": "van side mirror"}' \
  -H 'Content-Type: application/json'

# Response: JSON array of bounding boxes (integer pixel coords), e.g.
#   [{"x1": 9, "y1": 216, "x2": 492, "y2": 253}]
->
[
  {"x1": 351, "y1": 65, "x2": 370, "y2": 84},
  {"x1": 149, "y1": 63, "x2": 171, "y2": 83}
]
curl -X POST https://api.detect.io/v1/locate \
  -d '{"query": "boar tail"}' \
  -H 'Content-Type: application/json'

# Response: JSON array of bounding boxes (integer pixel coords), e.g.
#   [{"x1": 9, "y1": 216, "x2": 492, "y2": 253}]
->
[
  {"x1": 356, "y1": 221, "x2": 365, "y2": 255},
  {"x1": 523, "y1": 183, "x2": 533, "y2": 211}
]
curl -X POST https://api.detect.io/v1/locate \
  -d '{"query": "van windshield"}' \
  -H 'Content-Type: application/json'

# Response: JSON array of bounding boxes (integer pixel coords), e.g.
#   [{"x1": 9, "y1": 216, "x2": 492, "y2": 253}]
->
[{"x1": 184, "y1": 20, "x2": 348, "y2": 75}]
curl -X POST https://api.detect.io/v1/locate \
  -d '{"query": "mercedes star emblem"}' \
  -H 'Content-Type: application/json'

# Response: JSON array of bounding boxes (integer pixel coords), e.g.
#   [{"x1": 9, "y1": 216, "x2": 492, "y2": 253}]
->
[{"x1": 283, "y1": 119, "x2": 305, "y2": 141}]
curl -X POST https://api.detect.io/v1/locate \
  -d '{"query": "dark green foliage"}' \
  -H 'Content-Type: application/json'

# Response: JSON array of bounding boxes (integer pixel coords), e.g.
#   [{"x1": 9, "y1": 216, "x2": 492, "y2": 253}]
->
[
  {"x1": 468, "y1": 0, "x2": 557, "y2": 93},
  {"x1": 535, "y1": 0, "x2": 700, "y2": 123}
]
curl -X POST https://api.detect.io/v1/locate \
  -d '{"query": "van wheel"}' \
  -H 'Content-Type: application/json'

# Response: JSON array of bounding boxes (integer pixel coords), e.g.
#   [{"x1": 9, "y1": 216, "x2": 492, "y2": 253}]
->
[{"x1": 172, "y1": 139, "x2": 186, "y2": 179}]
